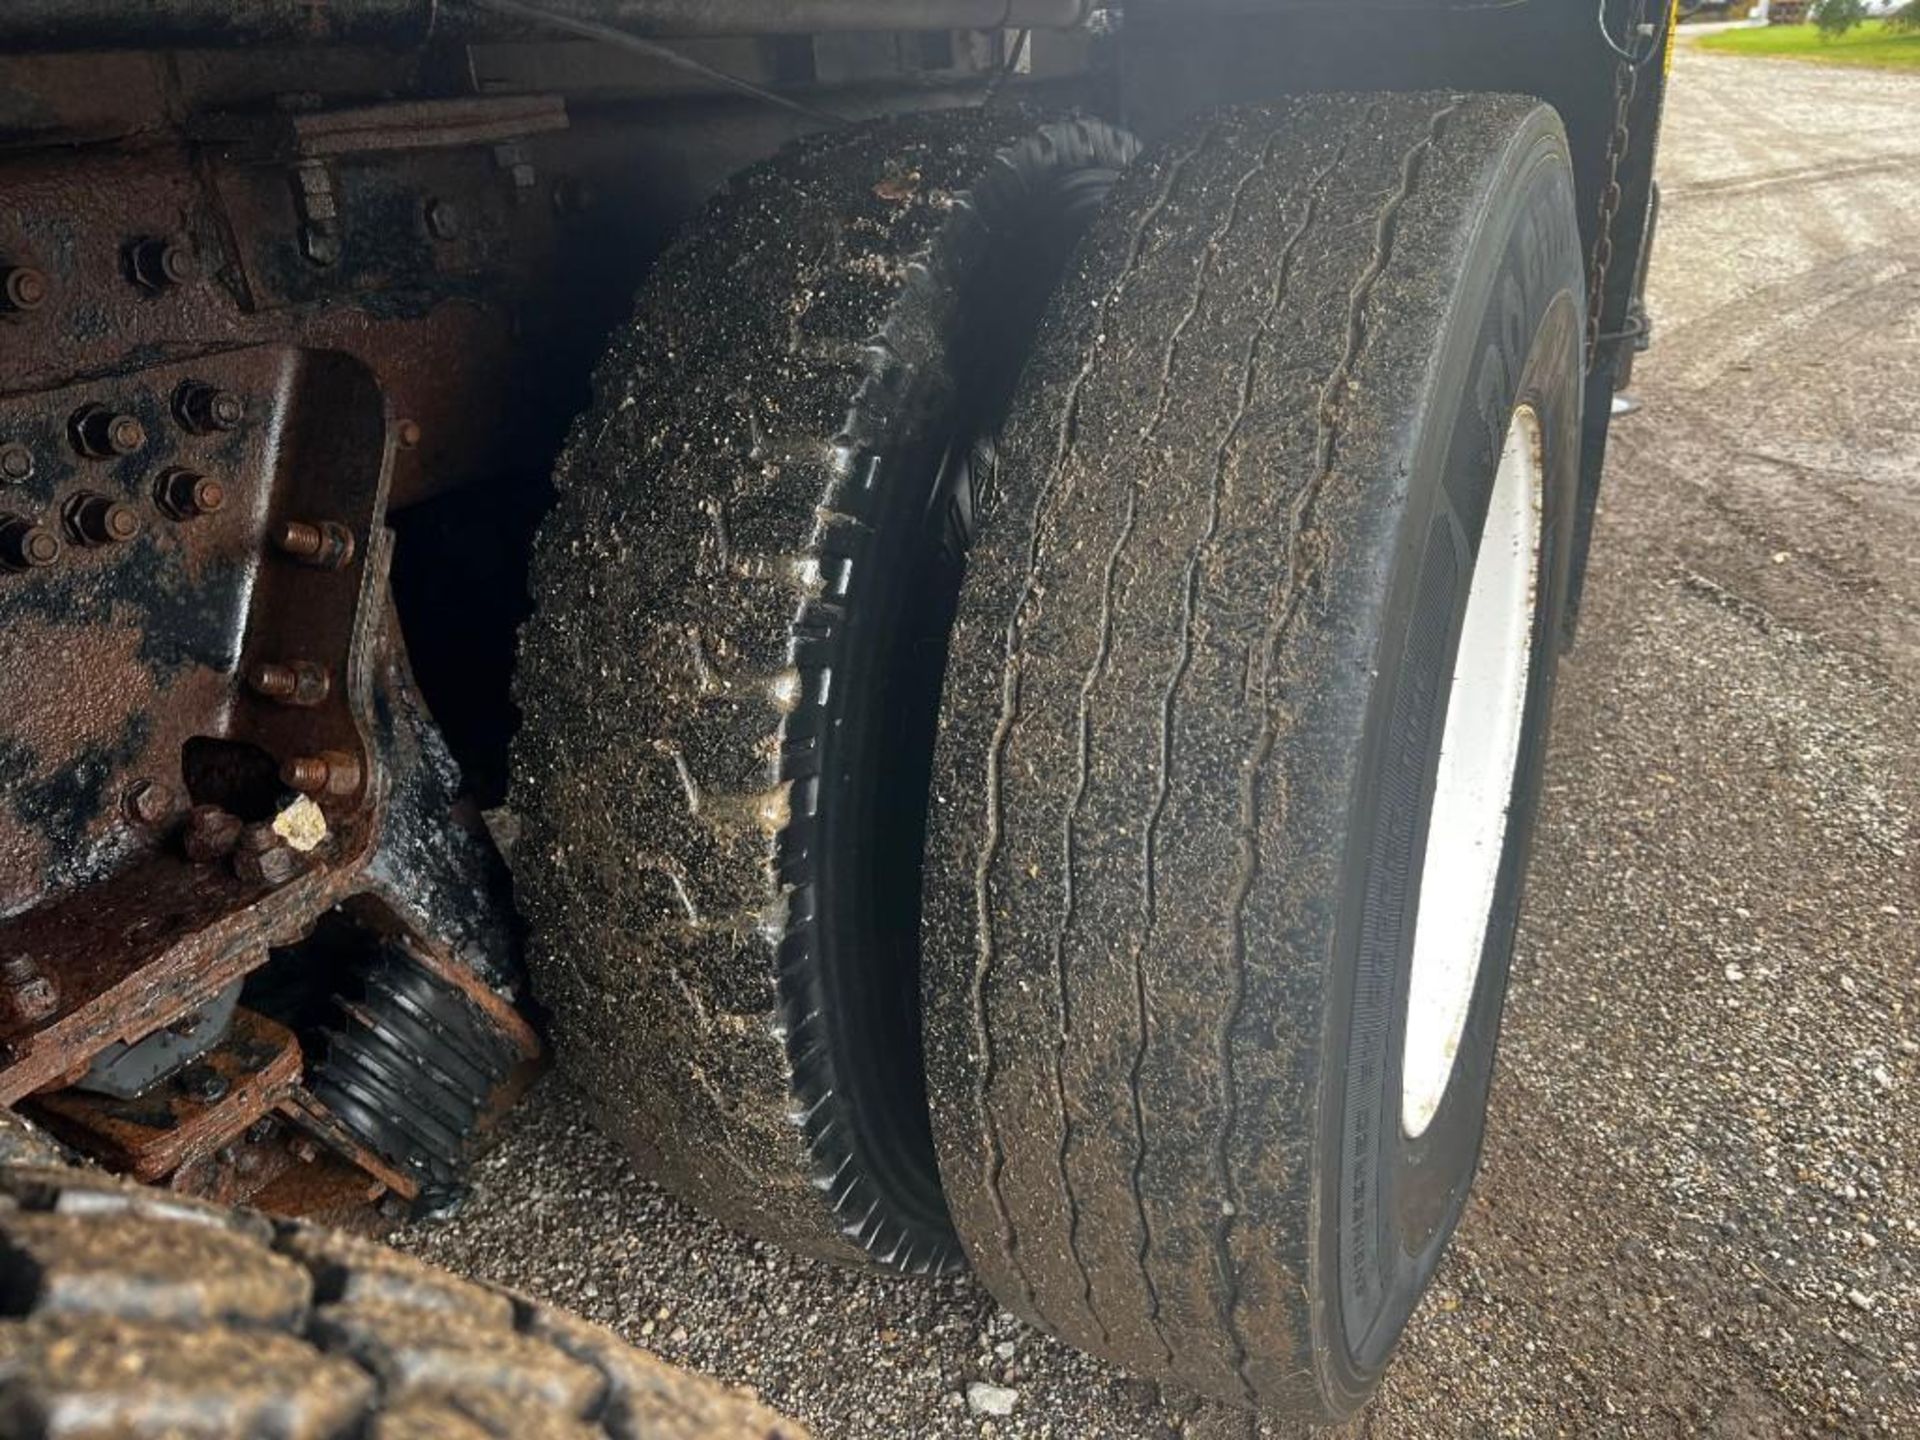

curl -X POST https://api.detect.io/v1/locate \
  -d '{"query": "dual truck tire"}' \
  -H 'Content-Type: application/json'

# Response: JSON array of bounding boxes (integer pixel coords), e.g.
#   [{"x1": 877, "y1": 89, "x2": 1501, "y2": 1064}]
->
[{"x1": 514, "y1": 92, "x2": 1586, "y2": 1418}]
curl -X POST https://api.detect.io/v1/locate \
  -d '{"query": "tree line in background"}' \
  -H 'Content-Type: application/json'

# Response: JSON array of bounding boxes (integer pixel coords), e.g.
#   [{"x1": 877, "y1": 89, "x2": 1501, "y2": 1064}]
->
[{"x1": 1810, "y1": 0, "x2": 1920, "y2": 34}]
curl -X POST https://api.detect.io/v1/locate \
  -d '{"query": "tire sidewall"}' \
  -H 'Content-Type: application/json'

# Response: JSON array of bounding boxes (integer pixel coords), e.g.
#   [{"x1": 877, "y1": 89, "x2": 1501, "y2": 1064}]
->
[{"x1": 1317, "y1": 116, "x2": 1585, "y2": 1404}]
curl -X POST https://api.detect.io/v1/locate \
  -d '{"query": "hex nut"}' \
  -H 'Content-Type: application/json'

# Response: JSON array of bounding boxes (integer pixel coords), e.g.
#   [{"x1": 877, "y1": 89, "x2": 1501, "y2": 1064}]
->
[
  {"x1": 70, "y1": 404, "x2": 146, "y2": 460},
  {"x1": 174, "y1": 382, "x2": 246, "y2": 435},
  {"x1": 128, "y1": 237, "x2": 197, "y2": 291},
  {"x1": 63, "y1": 492, "x2": 141, "y2": 546}
]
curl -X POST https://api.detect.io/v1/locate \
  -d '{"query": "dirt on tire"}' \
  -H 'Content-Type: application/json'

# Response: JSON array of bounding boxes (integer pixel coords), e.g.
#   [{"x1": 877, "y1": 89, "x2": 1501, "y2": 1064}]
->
[
  {"x1": 918, "y1": 90, "x2": 1583, "y2": 1416},
  {"x1": 0, "y1": 1160, "x2": 804, "y2": 1439},
  {"x1": 511, "y1": 109, "x2": 1136, "y2": 1274}
]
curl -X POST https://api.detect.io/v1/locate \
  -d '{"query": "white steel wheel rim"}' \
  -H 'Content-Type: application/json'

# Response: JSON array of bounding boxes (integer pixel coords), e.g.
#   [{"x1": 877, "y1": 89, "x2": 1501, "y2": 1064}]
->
[{"x1": 1400, "y1": 403, "x2": 1544, "y2": 1141}]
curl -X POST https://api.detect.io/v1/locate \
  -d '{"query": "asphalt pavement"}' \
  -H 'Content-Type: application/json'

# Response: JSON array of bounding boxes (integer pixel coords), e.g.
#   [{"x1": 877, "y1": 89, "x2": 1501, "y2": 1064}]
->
[{"x1": 399, "y1": 42, "x2": 1920, "y2": 1438}]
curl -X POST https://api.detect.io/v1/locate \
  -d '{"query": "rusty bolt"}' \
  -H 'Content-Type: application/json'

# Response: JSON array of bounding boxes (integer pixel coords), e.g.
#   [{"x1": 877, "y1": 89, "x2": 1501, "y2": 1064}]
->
[
  {"x1": 184, "y1": 804, "x2": 243, "y2": 862},
  {"x1": 0, "y1": 443, "x2": 34, "y2": 483},
  {"x1": 0, "y1": 514, "x2": 60, "y2": 571},
  {"x1": 70, "y1": 403, "x2": 146, "y2": 459},
  {"x1": 123, "y1": 779, "x2": 177, "y2": 827},
  {"x1": 175, "y1": 1063, "x2": 229, "y2": 1103},
  {"x1": 394, "y1": 418, "x2": 422, "y2": 450},
  {"x1": 63, "y1": 492, "x2": 141, "y2": 547},
  {"x1": 173, "y1": 381, "x2": 246, "y2": 434},
  {"x1": 281, "y1": 749, "x2": 360, "y2": 798},
  {"x1": 127, "y1": 236, "x2": 197, "y2": 291},
  {"x1": 154, "y1": 468, "x2": 227, "y2": 521},
  {"x1": 1, "y1": 265, "x2": 49, "y2": 312},
  {"x1": 425, "y1": 198, "x2": 462, "y2": 240},
  {"x1": 247, "y1": 659, "x2": 330, "y2": 707},
  {"x1": 274, "y1": 518, "x2": 355, "y2": 569},
  {"x1": 280, "y1": 755, "x2": 329, "y2": 792},
  {"x1": 233, "y1": 822, "x2": 299, "y2": 886},
  {"x1": 0, "y1": 954, "x2": 59, "y2": 1027}
]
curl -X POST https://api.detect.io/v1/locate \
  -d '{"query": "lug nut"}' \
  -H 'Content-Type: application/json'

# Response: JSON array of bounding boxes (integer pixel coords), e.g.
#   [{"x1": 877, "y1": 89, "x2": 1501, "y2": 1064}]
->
[
  {"x1": 63, "y1": 492, "x2": 141, "y2": 546},
  {"x1": 173, "y1": 381, "x2": 245, "y2": 434},
  {"x1": 274, "y1": 518, "x2": 355, "y2": 569},
  {"x1": 0, "y1": 954, "x2": 59, "y2": 1028},
  {"x1": 154, "y1": 467, "x2": 226, "y2": 521},
  {"x1": 0, "y1": 514, "x2": 60, "y2": 571},
  {"x1": 233, "y1": 821, "x2": 300, "y2": 886},
  {"x1": 281, "y1": 749, "x2": 361, "y2": 798},
  {"x1": 127, "y1": 236, "x2": 196, "y2": 291},
  {"x1": 70, "y1": 403, "x2": 146, "y2": 459},
  {"x1": 0, "y1": 443, "x2": 34, "y2": 483},
  {"x1": 184, "y1": 804, "x2": 243, "y2": 862},
  {"x1": 247, "y1": 659, "x2": 331, "y2": 707},
  {"x1": 1, "y1": 265, "x2": 49, "y2": 313},
  {"x1": 123, "y1": 779, "x2": 178, "y2": 827}
]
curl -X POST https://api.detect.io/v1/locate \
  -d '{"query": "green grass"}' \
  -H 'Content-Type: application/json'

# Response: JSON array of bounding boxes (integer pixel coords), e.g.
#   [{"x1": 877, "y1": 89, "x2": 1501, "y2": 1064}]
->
[{"x1": 1693, "y1": 18, "x2": 1920, "y2": 70}]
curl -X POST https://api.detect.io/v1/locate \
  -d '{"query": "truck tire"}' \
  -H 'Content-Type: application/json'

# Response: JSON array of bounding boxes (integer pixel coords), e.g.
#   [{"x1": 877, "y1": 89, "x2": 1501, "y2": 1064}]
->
[
  {"x1": 0, "y1": 1160, "x2": 804, "y2": 1439},
  {"x1": 513, "y1": 114, "x2": 1137, "y2": 1272},
  {"x1": 921, "y1": 93, "x2": 1584, "y2": 1416}
]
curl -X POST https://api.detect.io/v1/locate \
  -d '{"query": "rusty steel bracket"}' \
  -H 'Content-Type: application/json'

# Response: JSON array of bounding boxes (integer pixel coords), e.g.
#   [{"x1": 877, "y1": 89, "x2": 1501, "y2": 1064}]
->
[
  {"x1": 0, "y1": 345, "x2": 394, "y2": 1095},
  {"x1": 29, "y1": 1007, "x2": 304, "y2": 1183},
  {"x1": 0, "y1": 337, "x2": 534, "y2": 1216}
]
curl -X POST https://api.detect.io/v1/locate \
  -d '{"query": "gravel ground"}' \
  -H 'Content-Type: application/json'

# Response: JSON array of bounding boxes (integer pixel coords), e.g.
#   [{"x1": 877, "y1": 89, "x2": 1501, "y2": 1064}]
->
[{"x1": 399, "y1": 46, "x2": 1920, "y2": 1438}]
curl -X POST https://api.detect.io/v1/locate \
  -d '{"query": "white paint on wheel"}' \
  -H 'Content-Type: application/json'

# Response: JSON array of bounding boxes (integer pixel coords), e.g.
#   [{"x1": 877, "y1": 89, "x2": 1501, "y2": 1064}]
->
[{"x1": 1401, "y1": 404, "x2": 1544, "y2": 1140}]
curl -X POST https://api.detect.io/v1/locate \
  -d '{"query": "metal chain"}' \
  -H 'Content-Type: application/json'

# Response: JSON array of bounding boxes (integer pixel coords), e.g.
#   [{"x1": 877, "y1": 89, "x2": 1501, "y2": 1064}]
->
[{"x1": 1585, "y1": 0, "x2": 1655, "y2": 366}]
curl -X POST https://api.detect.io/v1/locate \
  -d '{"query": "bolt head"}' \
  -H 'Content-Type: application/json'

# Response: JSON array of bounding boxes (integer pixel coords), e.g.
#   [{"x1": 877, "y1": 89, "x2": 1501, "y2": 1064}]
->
[
  {"x1": 128, "y1": 237, "x2": 195, "y2": 291},
  {"x1": 16, "y1": 527, "x2": 59, "y2": 567},
  {"x1": 3, "y1": 267, "x2": 48, "y2": 311},
  {"x1": 157, "y1": 468, "x2": 226, "y2": 520},
  {"x1": 124, "y1": 779, "x2": 177, "y2": 827},
  {"x1": 107, "y1": 415, "x2": 145, "y2": 455},
  {"x1": 176, "y1": 1064, "x2": 230, "y2": 1103},
  {"x1": 159, "y1": 243, "x2": 196, "y2": 285},
  {"x1": 0, "y1": 443, "x2": 33, "y2": 482},
  {"x1": 281, "y1": 755, "x2": 330, "y2": 793},
  {"x1": 233, "y1": 823, "x2": 299, "y2": 886}
]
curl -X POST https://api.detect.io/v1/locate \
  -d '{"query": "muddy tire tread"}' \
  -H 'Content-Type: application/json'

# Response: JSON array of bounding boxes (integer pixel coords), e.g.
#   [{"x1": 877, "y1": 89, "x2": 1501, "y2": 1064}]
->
[
  {"x1": 923, "y1": 92, "x2": 1551, "y2": 1413},
  {"x1": 0, "y1": 1163, "x2": 801, "y2": 1439},
  {"x1": 512, "y1": 112, "x2": 1135, "y2": 1271}
]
